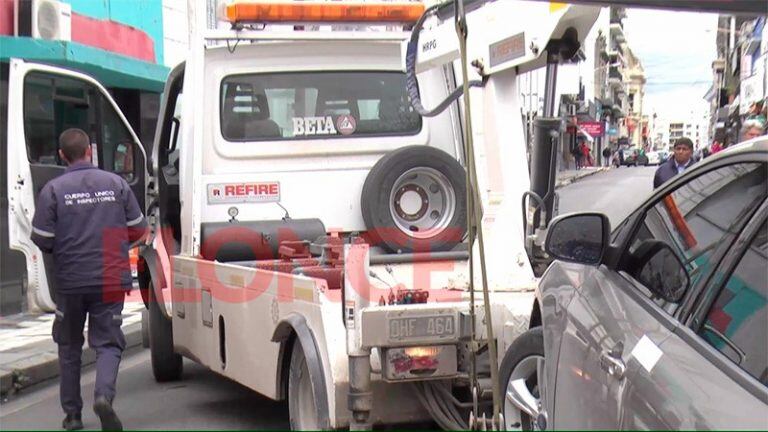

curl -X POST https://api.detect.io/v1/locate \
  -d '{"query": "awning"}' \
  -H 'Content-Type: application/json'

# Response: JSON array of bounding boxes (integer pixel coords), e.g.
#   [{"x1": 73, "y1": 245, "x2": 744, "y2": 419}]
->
[
  {"x1": 1, "y1": 36, "x2": 169, "y2": 92},
  {"x1": 577, "y1": 126, "x2": 594, "y2": 143}
]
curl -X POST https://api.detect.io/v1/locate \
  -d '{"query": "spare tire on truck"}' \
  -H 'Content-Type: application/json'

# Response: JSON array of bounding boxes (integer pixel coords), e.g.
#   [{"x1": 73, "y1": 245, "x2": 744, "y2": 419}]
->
[{"x1": 361, "y1": 145, "x2": 467, "y2": 253}]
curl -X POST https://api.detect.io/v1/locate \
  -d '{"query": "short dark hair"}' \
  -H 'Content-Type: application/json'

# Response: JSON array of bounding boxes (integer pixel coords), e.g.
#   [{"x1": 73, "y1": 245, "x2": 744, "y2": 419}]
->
[
  {"x1": 59, "y1": 128, "x2": 90, "y2": 161},
  {"x1": 674, "y1": 137, "x2": 693, "y2": 150}
]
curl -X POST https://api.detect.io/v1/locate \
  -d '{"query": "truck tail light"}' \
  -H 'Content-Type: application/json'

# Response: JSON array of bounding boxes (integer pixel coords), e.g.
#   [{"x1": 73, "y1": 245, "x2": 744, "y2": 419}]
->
[{"x1": 382, "y1": 345, "x2": 457, "y2": 381}]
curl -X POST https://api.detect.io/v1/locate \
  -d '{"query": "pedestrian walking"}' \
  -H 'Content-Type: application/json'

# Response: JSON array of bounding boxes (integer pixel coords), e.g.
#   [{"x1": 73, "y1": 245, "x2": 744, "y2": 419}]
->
[
  {"x1": 31, "y1": 128, "x2": 148, "y2": 431},
  {"x1": 571, "y1": 145, "x2": 583, "y2": 170},
  {"x1": 653, "y1": 137, "x2": 694, "y2": 188},
  {"x1": 602, "y1": 147, "x2": 611, "y2": 167},
  {"x1": 580, "y1": 142, "x2": 592, "y2": 167}
]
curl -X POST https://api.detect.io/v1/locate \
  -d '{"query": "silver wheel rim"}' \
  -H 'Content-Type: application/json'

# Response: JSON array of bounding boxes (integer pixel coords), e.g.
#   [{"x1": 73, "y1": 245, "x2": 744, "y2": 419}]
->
[
  {"x1": 504, "y1": 354, "x2": 544, "y2": 431},
  {"x1": 296, "y1": 360, "x2": 320, "y2": 429},
  {"x1": 388, "y1": 167, "x2": 456, "y2": 239}
]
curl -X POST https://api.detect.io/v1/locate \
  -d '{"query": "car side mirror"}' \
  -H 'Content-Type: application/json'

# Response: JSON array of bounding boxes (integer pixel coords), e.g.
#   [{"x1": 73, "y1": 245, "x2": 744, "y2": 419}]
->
[
  {"x1": 545, "y1": 213, "x2": 610, "y2": 265},
  {"x1": 630, "y1": 240, "x2": 689, "y2": 303}
]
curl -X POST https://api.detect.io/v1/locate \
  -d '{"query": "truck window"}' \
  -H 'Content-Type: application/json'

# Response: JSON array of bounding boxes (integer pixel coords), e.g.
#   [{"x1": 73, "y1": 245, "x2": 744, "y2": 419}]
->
[
  {"x1": 23, "y1": 72, "x2": 135, "y2": 181},
  {"x1": 220, "y1": 71, "x2": 421, "y2": 141}
]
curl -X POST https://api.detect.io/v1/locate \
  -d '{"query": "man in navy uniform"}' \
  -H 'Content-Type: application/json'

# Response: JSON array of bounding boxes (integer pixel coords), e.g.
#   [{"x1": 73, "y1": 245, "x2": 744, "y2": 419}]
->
[
  {"x1": 653, "y1": 137, "x2": 694, "y2": 188},
  {"x1": 31, "y1": 128, "x2": 147, "y2": 431}
]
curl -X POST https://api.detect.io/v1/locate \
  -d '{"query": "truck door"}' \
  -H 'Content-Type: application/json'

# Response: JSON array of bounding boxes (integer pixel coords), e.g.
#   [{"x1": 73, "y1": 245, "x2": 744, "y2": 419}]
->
[
  {"x1": 6, "y1": 59, "x2": 147, "y2": 312},
  {"x1": 146, "y1": 62, "x2": 184, "y2": 318}
]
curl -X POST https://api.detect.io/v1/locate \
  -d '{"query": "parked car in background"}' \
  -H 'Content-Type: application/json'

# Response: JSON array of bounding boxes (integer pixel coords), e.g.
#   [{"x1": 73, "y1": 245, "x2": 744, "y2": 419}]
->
[
  {"x1": 658, "y1": 150, "x2": 670, "y2": 163},
  {"x1": 635, "y1": 149, "x2": 649, "y2": 166},
  {"x1": 501, "y1": 138, "x2": 768, "y2": 430},
  {"x1": 646, "y1": 151, "x2": 663, "y2": 165},
  {"x1": 613, "y1": 148, "x2": 639, "y2": 167}
]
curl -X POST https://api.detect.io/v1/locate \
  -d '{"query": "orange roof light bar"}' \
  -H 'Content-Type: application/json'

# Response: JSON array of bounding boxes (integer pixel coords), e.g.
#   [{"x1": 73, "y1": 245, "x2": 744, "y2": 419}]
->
[{"x1": 224, "y1": 1, "x2": 425, "y2": 24}]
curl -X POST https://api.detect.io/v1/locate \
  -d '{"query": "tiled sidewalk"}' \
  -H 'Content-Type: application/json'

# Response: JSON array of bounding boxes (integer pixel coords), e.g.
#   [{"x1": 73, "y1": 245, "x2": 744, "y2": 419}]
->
[
  {"x1": 0, "y1": 290, "x2": 146, "y2": 397},
  {"x1": 555, "y1": 166, "x2": 609, "y2": 188}
]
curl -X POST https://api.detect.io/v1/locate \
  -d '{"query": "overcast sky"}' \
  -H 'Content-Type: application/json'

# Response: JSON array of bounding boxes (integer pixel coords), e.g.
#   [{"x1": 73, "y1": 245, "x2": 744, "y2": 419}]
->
[{"x1": 623, "y1": 9, "x2": 719, "y2": 121}]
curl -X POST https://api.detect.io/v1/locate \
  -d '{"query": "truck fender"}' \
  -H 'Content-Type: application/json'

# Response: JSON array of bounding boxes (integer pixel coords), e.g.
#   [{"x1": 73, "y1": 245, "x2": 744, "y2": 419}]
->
[
  {"x1": 138, "y1": 247, "x2": 167, "y2": 312},
  {"x1": 272, "y1": 313, "x2": 331, "y2": 429}
]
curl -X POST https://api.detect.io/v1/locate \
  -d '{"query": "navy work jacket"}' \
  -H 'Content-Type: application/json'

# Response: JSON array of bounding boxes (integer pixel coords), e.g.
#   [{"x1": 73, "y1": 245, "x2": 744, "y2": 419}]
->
[
  {"x1": 30, "y1": 161, "x2": 148, "y2": 293},
  {"x1": 653, "y1": 158, "x2": 693, "y2": 189}
]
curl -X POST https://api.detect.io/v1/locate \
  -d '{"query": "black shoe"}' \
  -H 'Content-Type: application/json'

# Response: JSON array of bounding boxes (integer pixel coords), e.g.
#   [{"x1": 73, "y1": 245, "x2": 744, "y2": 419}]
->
[
  {"x1": 93, "y1": 396, "x2": 123, "y2": 431},
  {"x1": 62, "y1": 413, "x2": 83, "y2": 431}
]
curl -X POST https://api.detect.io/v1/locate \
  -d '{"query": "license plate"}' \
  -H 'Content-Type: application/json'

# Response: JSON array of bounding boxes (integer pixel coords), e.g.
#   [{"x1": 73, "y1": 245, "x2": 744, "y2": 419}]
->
[{"x1": 388, "y1": 315, "x2": 456, "y2": 341}]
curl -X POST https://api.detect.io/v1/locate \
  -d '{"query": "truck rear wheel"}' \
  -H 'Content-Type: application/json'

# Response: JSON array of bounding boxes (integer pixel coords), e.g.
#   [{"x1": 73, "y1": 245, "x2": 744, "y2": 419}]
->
[
  {"x1": 361, "y1": 145, "x2": 467, "y2": 253},
  {"x1": 288, "y1": 341, "x2": 322, "y2": 430},
  {"x1": 148, "y1": 282, "x2": 183, "y2": 382}
]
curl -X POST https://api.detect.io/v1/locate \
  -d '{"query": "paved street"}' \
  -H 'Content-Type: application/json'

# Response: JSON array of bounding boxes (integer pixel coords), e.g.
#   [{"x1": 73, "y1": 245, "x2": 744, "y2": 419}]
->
[
  {"x1": 0, "y1": 166, "x2": 657, "y2": 430},
  {"x1": 557, "y1": 165, "x2": 656, "y2": 227},
  {"x1": 1, "y1": 349, "x2": 289, "y2": 430}
]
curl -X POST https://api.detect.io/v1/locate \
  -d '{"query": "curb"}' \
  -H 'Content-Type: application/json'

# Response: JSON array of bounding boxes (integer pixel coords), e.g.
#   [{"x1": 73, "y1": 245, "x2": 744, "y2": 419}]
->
[
  {"x1": 555, "y1": 167, "x2": 608, "y2": 189},
  {"x1": 0, "y1": 322, "x2": 143, "y2": 397}
]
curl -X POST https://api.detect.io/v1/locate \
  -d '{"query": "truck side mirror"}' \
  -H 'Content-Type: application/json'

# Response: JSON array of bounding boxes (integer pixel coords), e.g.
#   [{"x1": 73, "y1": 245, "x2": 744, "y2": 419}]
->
[
  {"x1": 630, "y1": 240, "x2": 689, "y2": 303},
  {"x1": 545, "y1": 213, "x2": 610, "y2": 265}
]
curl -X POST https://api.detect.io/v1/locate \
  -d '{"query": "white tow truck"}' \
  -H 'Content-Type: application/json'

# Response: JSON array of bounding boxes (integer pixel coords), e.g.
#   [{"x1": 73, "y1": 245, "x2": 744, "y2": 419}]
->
[{"x1": 135, "y1": 0, "x2": 602, "y2": 429}]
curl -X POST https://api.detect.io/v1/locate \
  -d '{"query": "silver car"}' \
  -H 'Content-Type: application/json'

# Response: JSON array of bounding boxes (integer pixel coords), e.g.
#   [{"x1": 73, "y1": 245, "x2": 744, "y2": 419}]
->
[{"x1": 501, "y1": 138, "x2": 768, "y2": 430}]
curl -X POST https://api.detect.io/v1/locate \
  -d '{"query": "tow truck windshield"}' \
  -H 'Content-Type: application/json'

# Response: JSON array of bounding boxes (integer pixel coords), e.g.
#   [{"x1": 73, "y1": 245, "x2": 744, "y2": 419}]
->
[{"x1": 220, "y1": 71, "x2": 422, "y2": 141}]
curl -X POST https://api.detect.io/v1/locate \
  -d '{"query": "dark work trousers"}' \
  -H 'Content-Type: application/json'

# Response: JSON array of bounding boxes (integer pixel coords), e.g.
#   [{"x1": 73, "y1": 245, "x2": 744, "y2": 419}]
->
[{"x1": 53, "y1": 291, "x2": 126, "y2": 415}]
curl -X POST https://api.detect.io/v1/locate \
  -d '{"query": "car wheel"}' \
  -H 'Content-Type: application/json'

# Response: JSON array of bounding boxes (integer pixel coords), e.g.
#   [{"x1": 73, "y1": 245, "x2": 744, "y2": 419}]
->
[
  {"x1": 289, "y1": 341, "x2": 322, "y2": 430},
  {"x1": 361, "y1": 145, "x2": 467, "y2": 253},
  {"x1": 148, "y1": 282, "x2": 183, "y2": 382},
  {"x1": 499, "y1": 327, "x2": 544, "y2": 431}
]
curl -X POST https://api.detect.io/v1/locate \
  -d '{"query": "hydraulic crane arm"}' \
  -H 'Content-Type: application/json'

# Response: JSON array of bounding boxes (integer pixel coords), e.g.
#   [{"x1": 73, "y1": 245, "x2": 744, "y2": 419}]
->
[{"x1": 530, "y1": 0, "x2": 766, "y2": 15}]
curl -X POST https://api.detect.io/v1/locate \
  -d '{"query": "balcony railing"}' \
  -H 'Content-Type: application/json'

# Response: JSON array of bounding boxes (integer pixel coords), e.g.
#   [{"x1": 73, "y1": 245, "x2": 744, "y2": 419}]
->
[{"x1": 608, "y1": 66, "x2": 623, "y2": 86}]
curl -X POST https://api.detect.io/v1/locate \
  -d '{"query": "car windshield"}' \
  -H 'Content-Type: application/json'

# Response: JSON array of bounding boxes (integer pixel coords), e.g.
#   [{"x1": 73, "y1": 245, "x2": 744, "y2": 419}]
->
[{"x1": 220, "y1": 71, "x2": 422, "y2": 141}]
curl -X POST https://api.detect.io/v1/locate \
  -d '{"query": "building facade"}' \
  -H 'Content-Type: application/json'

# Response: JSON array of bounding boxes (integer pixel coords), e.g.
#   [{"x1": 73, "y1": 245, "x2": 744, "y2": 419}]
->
[
  {"x1": 519, "y1": 6, "x2": 646, "y2": 169},
  {"x1": 705, "y1": 15, "x2": 766, "y2": 146}
]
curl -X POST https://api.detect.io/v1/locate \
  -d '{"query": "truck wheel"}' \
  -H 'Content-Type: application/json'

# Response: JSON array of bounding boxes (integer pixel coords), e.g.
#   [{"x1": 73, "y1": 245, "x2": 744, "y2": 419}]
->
[
  {"x1": 148, "y1": 282, "x2": 183, "y2": 382},
  {"x1": 289, "y1": 341, "x2": 322, "y2": 430},
  {"x1": 499, "y1": 327, "x2": 544, "y2": 431},
  {"x1": 141, "y1": 309, "x2": 150, "y2": 348},
  {"x1": 361, "y1": 145, "x2": 467, "y2": 253}
]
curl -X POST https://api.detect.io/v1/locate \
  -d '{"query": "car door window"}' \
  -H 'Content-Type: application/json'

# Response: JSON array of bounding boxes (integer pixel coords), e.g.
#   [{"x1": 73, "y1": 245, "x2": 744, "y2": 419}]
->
[
  {"x1": 619, "y1": 163, "x2": 767, "y2": 310},
  {"x1": 699, "y1": 221, "x2": 767, "y2": 385},
  {"x1": 23, "y1": 71, "x2": 135, "y2": 181}
]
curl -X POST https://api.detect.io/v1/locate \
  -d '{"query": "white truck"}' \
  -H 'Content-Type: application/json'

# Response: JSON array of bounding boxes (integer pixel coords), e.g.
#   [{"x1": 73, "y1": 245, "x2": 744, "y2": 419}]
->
[
  {"x1": 5, "y1": 0, "x2": 599, "y2": 429},
  {"x1": 139, "y1": 1, "x2": 602, "y2": 429}
]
